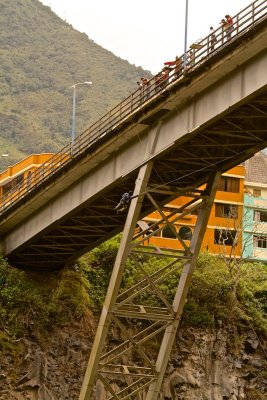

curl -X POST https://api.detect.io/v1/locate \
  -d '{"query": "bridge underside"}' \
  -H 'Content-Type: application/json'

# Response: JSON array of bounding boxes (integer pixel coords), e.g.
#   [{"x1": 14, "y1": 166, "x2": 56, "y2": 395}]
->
[{"x1": 7, "y1": 89, "x2": 267, "y2": 269}]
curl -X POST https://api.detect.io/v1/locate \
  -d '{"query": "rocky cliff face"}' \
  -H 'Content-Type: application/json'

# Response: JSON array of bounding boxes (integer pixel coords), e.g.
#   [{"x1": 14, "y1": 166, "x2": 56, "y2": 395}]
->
[
  {"x1": 0, "y1": 324, "x2": 91, "y2": 400},
  {"x1": 161, "y1": 327, "x2": 266, "y2": 400},
  {"x1": 0, "y1": 323, "x2": 266, "y2": 400}
]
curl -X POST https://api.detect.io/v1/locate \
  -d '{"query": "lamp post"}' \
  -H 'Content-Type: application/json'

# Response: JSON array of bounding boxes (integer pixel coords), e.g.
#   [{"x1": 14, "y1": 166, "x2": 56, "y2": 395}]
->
[
  {"x1": 70, "y1": 81, "x2": 92, "y2": 154},
  {"x1": 183, "y1": 0, "x2": 189, "y2": 72}
]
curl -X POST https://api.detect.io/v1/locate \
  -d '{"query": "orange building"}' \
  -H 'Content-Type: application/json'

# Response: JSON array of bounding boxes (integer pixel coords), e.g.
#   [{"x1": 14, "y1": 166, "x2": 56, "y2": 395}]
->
[
  {"x1": 0, "y1": 155, "x2": 245, "y2": 258},
  {"x1": 0, "y1": 153, "x2": 54, "y2": 199},
  {"x1": 143, "y1": 165, "x2": 245, "y2": 257}
]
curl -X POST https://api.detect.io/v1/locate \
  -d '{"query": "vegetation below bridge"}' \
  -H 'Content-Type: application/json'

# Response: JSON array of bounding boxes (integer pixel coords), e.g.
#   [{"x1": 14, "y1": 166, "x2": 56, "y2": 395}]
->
[{"x1": 0, "y1": 238, "x2": 266, "y2": 399}]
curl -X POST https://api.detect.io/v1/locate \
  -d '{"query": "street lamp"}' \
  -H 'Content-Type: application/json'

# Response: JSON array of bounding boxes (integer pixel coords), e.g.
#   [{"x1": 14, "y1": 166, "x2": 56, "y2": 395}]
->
[
  {"x1": 70, "y1": 81, "x2": 92, "y2": 153},
  {"x1": 183, "y1": 0, "x2": 189, "y2": 72}
]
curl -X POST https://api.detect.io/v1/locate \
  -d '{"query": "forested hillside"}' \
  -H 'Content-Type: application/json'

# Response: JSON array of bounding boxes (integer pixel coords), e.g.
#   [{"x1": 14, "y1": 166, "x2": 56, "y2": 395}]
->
[{"x1": 0, "y1": 0, "x2": 151, "y2": 170}]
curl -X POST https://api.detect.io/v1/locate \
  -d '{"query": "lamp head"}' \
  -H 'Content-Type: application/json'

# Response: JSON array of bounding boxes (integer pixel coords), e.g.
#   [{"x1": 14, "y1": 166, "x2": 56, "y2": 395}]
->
[{"x1": 70, "y1": 81, "x2": 92, "y2": 89}]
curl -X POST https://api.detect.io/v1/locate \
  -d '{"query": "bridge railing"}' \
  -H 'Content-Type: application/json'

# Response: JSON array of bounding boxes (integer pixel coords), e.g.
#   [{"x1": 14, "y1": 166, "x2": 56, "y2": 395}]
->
[{"x1": 0, "y1": 0, "x2": 266, "y2": 217}]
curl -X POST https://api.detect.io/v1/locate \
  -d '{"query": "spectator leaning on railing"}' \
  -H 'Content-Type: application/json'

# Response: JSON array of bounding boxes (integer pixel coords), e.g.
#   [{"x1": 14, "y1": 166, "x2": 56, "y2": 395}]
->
[
  {"x1": 221, "y1": 14, "x2": 234, "y2": 41},
  {"x1": 225, "y1": 14, "x2": 234, "y2": 40}
]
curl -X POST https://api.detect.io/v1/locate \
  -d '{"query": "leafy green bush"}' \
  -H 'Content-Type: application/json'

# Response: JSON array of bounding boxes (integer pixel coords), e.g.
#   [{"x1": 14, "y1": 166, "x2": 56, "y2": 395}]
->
[
  {"x1": 183, "y1": 253, "x2": 267, "y2": 332},
  {"x1": 79, "y1": 236, "x2": 121, "y2": 311},
  {"x1": 236, "y1": 262, "x2": 267, "y2": 333},
  {"x1": 49, "y1": 269, "x2": 90, "y2": 322},
  {"x1": 0, "y1": 256, "x2": 47, "y2": 336},
  {"x1": 1, "y1": 240, "x2": 266, "y2": 357},
  {"x1": 80, "y1": 243, "x2": 267, "y2": 336},
  {"x1": 0, "y1": 256, "x2": 90, "y2": 346},
  {"x1": 183, "y1": 254, "x2": 233, "y2": 327}
]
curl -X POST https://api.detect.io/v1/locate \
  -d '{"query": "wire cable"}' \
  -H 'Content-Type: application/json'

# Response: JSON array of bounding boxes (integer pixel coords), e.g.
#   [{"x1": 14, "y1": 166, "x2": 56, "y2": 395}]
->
[{"x1": 130, "y1": 146, "x2": 253, "y2": 200}]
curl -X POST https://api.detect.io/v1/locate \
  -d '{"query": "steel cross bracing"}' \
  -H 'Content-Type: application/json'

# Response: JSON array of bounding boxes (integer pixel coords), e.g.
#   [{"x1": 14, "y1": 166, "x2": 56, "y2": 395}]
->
[
  {"x1": 79, "y1": 163, "x2": 221, "y2": 400},
  {"x1": 8, "y1": 91, "x2": 267, "y2": 270}
]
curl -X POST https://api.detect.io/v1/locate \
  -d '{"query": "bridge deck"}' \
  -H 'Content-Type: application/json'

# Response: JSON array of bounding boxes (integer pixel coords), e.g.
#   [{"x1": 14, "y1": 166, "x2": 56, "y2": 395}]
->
[{"x1": 0, "y1": 1, "x2": 267, "y2": 269}]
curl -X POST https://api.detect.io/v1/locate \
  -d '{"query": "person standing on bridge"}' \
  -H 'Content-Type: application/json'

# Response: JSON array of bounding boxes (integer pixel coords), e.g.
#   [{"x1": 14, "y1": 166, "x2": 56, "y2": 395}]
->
[
  {"x1": 220, "y1": 18, "x2": 228, "y2": 42},
  {"x1": 164, "y1": 56, "x2": 181, "y2": 80},
  {"x1": 141, "y1": 77, "x2": 150, "y2": 101},
  {"x1": 209, "y1": 27, "x2": 217, "y2": 51},
  {"x1": 173, "y1": 56, "x2": 182, "y2": 79},
  {"x1": 225, "y1": 14, "x2": 234, "y2": 40},
  {"x1": 160, "y1": 66, "x2": 170, "y2": 89},
  {"x1": 114, "y1": 191, "x2": 133, "y2": 213},
  {"x1": 137, "y1": 81, "x2": 144, "y2": 104}
]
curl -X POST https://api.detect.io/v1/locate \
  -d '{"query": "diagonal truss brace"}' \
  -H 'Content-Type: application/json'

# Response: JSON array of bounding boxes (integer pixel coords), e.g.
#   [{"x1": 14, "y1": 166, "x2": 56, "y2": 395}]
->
[
  {"x1": 79, "y1": 165, "x2": 221, "y2": 400},
  {"x1": 145, "y1": 171, "x2": 221, "y2": 400},
  {"x1": 79, "y1": 162, "x2": 154, "y2": 400}
]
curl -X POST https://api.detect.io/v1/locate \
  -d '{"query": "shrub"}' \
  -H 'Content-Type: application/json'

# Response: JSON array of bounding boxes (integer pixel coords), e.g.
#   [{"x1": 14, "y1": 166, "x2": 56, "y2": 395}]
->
[
  {"x1": 0, "y1": 256, "x2": 90, "y2": 350},
  {"x1": 80, "y1": 245, "x2": 267, "y2": 336}
]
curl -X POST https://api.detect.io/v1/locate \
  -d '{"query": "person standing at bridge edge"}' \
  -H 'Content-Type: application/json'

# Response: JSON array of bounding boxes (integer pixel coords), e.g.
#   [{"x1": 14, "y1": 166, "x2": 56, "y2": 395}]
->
[
  {"x1": 225, "y1": 14, "x2": 234, "y2": 40},
  {"x1": 209, "y1": 27, "x2": 217, "y2": 51},
  {"x1": 220, "y1": 18, "x2": 228, "y2": 42},
  {"x1": 137, "y1": 81, "x2": 143, "y2": 104},
  {"x1": 141, "y1": 77, "x2": 150, "y2": 101},
  {"x1": 114, "y1": 191, "x2": 133, "y2": 213},
  {"x1": 164, "y1": 56, "x2": 181, "y2": 80}
]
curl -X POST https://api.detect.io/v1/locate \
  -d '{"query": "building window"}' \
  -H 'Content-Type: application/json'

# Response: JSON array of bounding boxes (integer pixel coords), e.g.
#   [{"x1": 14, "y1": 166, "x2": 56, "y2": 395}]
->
[
  {"x1": 253, "y1": 189, "x2": 261, "y2": 197},
  {"x1": 2, "y1": 173, "x2": 24, "y2": 195},
  {"x1": 217, "y1": 177, "x2": 240, "y2": 193},
  {"x1": 254, "y1": 210, "x2": 267, "y2": 223},
  {"x1": 2, "y1": 181, "x2": 12, "y2": 195},
  {"x1": 16, "y1": 174, "x2": 24, "y2": 186},
  {"x1": 253, "y1": 235, "x2": 267, "y2": 248},
  {"x1": 162, "y1": 226, "x2": 177, "y2": 239},
  {"x1": 179, "y1": 226, "x2": 192, "y2": 240},
  {"x1": 214, "y1": 229, "x2": 237, "y2": 246},
  {"x1": 190, "y1": 208, "x2": 199, "y2": 216},
  {"x1": 27, "y1": 171, "x2": 32, "y2": 190},
  {"x1": 215, "y1": 203, "x2": 238, "y2": 218}
]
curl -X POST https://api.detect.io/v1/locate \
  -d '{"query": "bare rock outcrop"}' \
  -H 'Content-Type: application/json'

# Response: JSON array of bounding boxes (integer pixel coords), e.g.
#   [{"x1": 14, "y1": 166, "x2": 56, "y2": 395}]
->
[
  {"x1": 0, "y1": 325, "x2": 266, "y2": 400},
  {"x1": 161, "y1": 327, "x2": 267, "y2": 400}
]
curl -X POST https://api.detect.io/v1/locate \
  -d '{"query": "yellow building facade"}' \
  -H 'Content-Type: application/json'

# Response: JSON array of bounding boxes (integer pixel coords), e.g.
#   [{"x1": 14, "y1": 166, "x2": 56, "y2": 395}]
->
[
  {"x1": 0, "y1": 153, "x2": 54, "y2": 199},
  {"x1": 144, "y1": 165, "x2": 245, "y2": 257},
  {"x1": 0, "y1": 155, "x2": 245, "y2": 258}
]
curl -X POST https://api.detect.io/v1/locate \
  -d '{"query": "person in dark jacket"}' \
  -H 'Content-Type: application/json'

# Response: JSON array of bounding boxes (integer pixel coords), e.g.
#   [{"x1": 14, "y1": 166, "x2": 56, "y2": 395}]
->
[
  {"x1": 114, "y1": 191, "x2": 133, "y2": 213},
  {"x1": 209, "y1": 26, "x2": 217, "y2": 51}
]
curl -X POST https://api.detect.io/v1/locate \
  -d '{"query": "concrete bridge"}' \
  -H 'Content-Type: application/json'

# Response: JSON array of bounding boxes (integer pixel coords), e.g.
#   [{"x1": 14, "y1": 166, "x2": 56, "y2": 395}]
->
[
  {"x1": 0, "y1": 2, "x2": 267, "y2": 398},
  {"x1": 1, "y1": 4, "x2": 266, "y2": 269}
]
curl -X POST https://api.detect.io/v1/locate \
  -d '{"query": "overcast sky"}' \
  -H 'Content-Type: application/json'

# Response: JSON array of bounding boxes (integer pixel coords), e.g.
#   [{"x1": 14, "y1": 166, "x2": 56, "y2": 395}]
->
[{"x1": 40, "y1": 0, "x2": 250, "y2": 74}]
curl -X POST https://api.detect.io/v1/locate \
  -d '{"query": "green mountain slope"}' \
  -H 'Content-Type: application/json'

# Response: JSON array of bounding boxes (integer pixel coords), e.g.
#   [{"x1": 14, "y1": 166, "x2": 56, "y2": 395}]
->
[{"x1": 0, "y1": 0, "x2": 151, "y2": 170}]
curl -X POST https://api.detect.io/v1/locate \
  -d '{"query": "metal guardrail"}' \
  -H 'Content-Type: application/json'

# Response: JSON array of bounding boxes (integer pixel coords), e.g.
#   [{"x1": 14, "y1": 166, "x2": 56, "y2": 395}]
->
[{"x1": 0, "y1": 0, "x2": 266, "y2": 217}]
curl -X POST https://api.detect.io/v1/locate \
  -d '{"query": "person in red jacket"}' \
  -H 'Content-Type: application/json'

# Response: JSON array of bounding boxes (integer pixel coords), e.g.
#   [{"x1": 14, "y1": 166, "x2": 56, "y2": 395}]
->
[
  {"x1": 225, "y1": 14, "x2": 234, "y2": 40},
  {"x1": 164, "y1": 56, "x2": 181, "y2": 80}
]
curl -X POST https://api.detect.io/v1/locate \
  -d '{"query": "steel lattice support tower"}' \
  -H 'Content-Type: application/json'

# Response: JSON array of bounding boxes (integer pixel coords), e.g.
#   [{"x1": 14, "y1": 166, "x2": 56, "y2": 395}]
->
[{"x1": 79, "y1": 162, "x2": 221, "y2": 400}]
